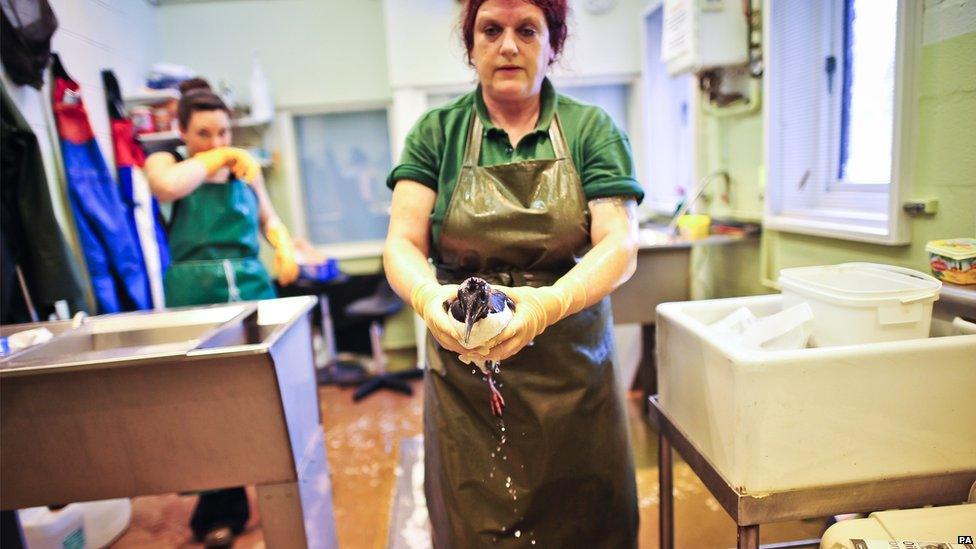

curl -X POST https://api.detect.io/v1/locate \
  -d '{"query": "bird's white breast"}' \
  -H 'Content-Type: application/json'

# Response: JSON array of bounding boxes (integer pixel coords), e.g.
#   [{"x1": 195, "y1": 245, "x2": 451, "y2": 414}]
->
[{"x1": 449, "y1": 305, "x2": 513, "y2": 350}]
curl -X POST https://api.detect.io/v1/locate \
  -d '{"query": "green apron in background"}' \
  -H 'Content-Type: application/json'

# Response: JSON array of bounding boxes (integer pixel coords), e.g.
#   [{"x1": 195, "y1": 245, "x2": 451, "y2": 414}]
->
[
  {"x1": 425, "y1": 112, "x2": 639, "y2": 548},
  {"x1": 163, "y1": 178, "x2": 275, "y2": 307}
]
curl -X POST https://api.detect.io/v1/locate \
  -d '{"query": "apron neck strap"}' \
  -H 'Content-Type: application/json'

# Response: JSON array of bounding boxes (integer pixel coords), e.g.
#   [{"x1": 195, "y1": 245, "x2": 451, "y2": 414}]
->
[
  {"x1": 462, "y1": 108, "x2": 574, "y2": 169},
  {"x1": 548, "y1": 113, "x2": 573, "y2": 166},
  {"x1": 463, "y1": 112, "x2": 484, "y2": 168}
]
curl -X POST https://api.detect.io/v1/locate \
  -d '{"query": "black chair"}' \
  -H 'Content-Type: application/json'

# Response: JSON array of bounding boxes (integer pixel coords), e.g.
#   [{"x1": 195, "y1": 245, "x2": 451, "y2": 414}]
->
[{"x1": 317, "y1": 278, "x2": 423, "y2": 399}]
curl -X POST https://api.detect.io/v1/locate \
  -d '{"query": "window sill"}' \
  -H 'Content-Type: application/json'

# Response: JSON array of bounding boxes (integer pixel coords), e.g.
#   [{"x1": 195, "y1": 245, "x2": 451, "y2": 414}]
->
[{"x1": 764, "y1": 212, "x2": 909, "y2": 245}]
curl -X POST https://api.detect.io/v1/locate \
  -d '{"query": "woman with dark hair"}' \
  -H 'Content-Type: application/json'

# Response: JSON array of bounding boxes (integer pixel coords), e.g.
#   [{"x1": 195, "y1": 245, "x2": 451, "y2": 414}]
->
[
  {"x1": 384, "y1": 0, "x2": 640, "y2": 546},
  {"x1": 143, "y1": 78, "x2": 298, "y2": 546}
]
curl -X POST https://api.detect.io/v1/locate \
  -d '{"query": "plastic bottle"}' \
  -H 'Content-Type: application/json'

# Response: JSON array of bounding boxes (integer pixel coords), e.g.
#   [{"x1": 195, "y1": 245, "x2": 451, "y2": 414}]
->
[{"x1": 249, "y1": 53, "x2": 274, "y2": 123}]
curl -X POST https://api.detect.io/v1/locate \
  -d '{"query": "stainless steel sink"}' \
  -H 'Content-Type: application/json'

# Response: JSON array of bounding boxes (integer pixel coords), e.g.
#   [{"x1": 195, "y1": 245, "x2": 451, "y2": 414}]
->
[
  {"x1": 1, "y1": 296, "x2": 336, "y2": 547},
  {"x1": 0, "y1": 302, "x2": 256, "y2": 374}
]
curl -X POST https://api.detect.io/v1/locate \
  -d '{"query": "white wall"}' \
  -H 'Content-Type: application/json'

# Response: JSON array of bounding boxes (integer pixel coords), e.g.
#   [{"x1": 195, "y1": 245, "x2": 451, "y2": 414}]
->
[{"x1": 156, "y1": 0, "x2": 390, "y2": 109}]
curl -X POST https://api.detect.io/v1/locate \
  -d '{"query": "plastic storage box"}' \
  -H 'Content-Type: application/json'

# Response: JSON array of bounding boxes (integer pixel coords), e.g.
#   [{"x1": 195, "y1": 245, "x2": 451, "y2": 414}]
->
[
  {"x1": 820, "y1": 503, "x2": 976, "y2": 549},
  {"x1": 656, "y1": 294, "x2": 976, "y2": 494},
  {"x1": 926, "y1": 238, "x2": 976, "y2": 285},
  {"x1": 779, "y1": 263, "x2": 941, "y2": 347}
]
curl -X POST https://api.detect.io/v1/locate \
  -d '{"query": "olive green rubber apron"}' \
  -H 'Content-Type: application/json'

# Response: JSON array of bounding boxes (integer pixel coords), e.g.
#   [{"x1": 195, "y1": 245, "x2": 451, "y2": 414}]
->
[
  {"x1": 163, "y1": 178, "x2": 275, "y2": 307},
  {"x1": 424, "y1": 112, "x2": 638, "y2": 548}
]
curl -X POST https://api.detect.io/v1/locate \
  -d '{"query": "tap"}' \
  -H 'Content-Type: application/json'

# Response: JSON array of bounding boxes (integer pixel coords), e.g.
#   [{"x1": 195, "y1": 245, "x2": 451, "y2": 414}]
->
[{"x1": 71, "y1": 311, "x2": 89, "y2": 328}]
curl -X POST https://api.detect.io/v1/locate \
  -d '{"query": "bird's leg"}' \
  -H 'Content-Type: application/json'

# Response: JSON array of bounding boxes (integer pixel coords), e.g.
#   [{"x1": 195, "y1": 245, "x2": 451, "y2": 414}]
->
[{"x1": 486, "y1": 361, "x2": 505, "y2": 417}]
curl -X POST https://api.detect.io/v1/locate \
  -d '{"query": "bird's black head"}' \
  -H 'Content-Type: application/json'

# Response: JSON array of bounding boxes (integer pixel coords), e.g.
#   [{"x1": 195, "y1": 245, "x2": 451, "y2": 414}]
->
[{"x1": 457, "y1": 277, "x2": 492, "y2": 344}]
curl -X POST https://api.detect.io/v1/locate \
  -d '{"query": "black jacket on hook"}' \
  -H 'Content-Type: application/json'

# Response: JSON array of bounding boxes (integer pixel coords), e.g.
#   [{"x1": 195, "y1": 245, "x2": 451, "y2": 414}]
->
[{"x1": 1, "y1": 83, "x2": 87, "y2": 323}]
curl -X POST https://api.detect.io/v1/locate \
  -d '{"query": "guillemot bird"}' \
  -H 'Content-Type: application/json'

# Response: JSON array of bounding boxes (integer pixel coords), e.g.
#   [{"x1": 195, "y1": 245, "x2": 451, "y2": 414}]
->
[{"x1": 444, "y1": 277, "x2": 515, "y2": 417}]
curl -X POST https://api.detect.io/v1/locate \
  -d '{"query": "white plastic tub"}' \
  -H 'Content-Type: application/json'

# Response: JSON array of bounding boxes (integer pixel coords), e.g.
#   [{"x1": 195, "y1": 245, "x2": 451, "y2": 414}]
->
[
  {"x1": 779, "y1": 263, "x2": 941, "y2": 347},
  {"x1": 656, "y1": 294, "x2": 976, "y2": 494}
]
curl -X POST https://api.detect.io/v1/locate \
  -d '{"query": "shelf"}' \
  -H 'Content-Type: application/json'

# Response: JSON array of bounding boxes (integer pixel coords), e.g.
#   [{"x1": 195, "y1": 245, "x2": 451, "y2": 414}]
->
[
  {"x1": 123, "y1": 89, "x2": 179, "y2": 110},
  {"x1": 136, "y1": 130, "x2": 180, "y2": 143},
  {"x1": 232, "y1": 116, "x2": 273, "y2": 129}
]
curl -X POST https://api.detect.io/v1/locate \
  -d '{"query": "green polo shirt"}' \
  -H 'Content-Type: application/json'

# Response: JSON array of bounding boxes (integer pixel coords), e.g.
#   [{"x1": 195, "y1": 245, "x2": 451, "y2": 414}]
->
[{"x1": 387, "y1": 78, "x2": 643, "y2": 244}]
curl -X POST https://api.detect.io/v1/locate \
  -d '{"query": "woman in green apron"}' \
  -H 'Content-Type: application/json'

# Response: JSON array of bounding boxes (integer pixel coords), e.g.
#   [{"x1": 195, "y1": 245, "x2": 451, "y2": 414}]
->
[
  {"x1": 385, "y1": 1, "x2": 642, "y2": 546},
  {"x1": 144, "y1": 78, "x2": 299, "y2": 547}
]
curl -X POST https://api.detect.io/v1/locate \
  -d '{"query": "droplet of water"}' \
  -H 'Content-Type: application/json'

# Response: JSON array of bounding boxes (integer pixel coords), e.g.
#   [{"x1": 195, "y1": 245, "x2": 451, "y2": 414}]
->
[
  {"x1": 515, "y1": 530, "x2": 521, "y2": 538},
  {"x1": 501, "y1": 426, "x2": 506, "y2": 432},
  {"x1": 472, "y1": 369, "x2": 477, "y2": 374},
  {"x1": 531, "y1": 540, "x2": 536, "y2": 545}
]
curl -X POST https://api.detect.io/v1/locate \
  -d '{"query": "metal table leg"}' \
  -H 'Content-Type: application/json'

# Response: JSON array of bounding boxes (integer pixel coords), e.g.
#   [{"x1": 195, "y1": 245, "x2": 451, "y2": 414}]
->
[
  {"x1": 659, "y1": 429, "x2": 674, "y2": 549},
  {"x1": 737, "y1": 524, "x2": 759, "y2": 549}
]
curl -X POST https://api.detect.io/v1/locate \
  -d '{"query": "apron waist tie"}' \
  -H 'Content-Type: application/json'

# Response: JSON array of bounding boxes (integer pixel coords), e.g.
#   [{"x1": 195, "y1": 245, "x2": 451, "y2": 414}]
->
[{"x1": 435, "y1": 267, "x2": 565, "y2": 287}]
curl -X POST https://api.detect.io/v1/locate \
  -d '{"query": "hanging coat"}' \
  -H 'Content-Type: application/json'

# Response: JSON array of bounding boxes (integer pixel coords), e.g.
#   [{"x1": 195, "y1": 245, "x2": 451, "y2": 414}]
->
[
  {"x1": 1, "y1": 83, "x2": 86, "y2": 323},
  {"x1": 102, "y1": 69, "x2": 169, "y2": 309},
  {"x1": 0, "y1": 0, "x2": 57, "y2": 89},
  {"x1": 50, "y1": 53, "x2": 151, "y2": 313}
]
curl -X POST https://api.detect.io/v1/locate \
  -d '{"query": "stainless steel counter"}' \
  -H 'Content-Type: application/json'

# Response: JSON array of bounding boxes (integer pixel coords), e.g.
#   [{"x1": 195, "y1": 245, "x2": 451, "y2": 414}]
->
[
  {"x1": 610, "y1": 226, "x2": 756, "y2": 324},
  {"x1": 0, "y1": 297, "x2": 337, "y2": 548}
]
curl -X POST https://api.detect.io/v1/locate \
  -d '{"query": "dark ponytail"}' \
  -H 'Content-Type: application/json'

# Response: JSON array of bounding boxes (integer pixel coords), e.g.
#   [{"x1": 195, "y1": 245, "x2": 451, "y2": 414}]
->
[{"x1": 176, "y1": 78, "x2": 229, "y2": 129}]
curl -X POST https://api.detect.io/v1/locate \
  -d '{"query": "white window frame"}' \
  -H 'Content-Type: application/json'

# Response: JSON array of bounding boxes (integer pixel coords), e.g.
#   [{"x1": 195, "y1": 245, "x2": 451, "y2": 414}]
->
[
  {"x1": 279, "y1": 100, "x2": 394, "y2": 259},
  {"x1": 763, "y1": 0, "x2": 921, "y2": 245}
]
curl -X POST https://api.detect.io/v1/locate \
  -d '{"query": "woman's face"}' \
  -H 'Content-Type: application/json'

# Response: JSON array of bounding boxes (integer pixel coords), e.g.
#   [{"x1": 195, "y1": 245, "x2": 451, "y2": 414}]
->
[
  {"x1": 181, "y1": 109, "x2": 231, "y2": 154},
  {"x1": 471, "y1": 0, "x2": 553, "y2": 104}
]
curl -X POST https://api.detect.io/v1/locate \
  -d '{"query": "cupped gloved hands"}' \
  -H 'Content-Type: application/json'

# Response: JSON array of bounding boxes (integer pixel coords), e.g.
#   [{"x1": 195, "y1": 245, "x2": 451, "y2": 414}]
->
[
  {"x1": 475, "y1": 276, "x2": 589, "y2": 362},
  {"x1": 193, "y1": 147, "x2": 261, "y2": 183},
  {"x1": 265, "y1": 219, "x2": 299, "y2": 285},
  {"x1": 410, "y1": 281, "x2": 469, "y2": 355}
]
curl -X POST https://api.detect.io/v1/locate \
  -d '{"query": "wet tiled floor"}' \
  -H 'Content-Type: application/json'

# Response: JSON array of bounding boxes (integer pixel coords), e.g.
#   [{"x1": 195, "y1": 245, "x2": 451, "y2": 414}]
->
[{"x1": 111, "y1": 363, "x2": 827, "y2": 548}]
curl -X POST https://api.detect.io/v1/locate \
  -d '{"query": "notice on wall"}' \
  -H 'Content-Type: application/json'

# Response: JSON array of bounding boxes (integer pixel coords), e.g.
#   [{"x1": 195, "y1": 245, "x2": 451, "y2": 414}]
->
[{"x1": 661, "y1": 0, "x2": 693, "y2": 63}]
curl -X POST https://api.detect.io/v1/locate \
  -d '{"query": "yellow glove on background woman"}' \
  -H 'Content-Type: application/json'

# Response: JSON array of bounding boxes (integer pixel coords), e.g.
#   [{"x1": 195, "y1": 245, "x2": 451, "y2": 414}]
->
[
  {"x1": 193, "y1": 147, "x2": 261, "y2": 183},
  {"x1": 265, "y1": 219, "x2": 299, "y2": 285}
]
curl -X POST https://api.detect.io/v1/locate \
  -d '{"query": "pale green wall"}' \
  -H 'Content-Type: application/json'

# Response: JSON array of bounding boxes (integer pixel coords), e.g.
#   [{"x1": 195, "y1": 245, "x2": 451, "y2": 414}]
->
[
  {"x1": 157, "y1": 0, "x2": 390, "y2": 109},
  {"x1": 696, "y1": 29, "x2": 976, "y2": 297}
]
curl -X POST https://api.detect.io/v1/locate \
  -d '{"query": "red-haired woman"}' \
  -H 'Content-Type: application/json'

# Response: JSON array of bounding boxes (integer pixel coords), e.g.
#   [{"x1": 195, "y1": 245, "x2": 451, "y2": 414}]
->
[{"x1": 384, "y1": 0, "x2": 640, "y2": 546}]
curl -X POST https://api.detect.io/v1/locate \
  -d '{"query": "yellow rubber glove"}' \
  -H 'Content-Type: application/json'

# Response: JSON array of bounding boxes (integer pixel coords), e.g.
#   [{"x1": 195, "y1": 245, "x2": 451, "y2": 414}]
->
[
  {"x1": 410, "y1": 281, "x2": 470, "y2": 355},
  {"x1": 479, "y1": 275, "x2": 589, "y2": 362},
  {"x1": 265, "y1": 219, "x2": 300, "y2": 285},
  {"x1": 193, "y1": 147, "x2": 261, "y2": 183}
]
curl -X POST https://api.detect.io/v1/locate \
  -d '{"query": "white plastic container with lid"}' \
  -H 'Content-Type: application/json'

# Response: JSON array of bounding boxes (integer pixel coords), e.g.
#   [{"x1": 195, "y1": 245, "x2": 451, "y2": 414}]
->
[{"x1": 778, "y1": 262, "x2": 941, "y2": 347}]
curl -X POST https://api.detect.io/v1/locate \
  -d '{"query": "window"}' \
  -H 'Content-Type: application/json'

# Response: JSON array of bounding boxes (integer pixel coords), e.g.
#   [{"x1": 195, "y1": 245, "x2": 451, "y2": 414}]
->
[
  {"x1": 560, "y1": 83, "x2": 631, "y2": 134},
  {"x1": 292, "y1": 108, "x2": 393, "y2": 248},
  {"x1": 836, "y1": 0, "x2": 897, "y2": 187},
  {"x1": 640, "y1": 2, "x2": 696, "y2": 215},
  {"x1": 764, "y1": 0, "x2": 919, "y2": 244}
]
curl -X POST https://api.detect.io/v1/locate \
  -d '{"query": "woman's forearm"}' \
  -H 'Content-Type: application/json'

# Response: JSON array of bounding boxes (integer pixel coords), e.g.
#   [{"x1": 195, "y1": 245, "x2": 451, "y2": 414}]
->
[
  {"x1": 559, "y1": 229, "x2": 638, "y2": 307},
  {"x1": 147, "y1": 158, "x2": 210, "y2": 202},
  {"x1": 383, "y1": 235, "x2": 439, "y2": 304},
  {"x1": 538, "y1": 197, "x2": 639, "y2": 322}
]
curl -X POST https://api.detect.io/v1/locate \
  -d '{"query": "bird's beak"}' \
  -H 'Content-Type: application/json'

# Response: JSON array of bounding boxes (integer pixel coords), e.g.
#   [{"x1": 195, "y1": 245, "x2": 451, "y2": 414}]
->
[{"x1": 463, "y1": 303, "x2": 485, "y2": 345}]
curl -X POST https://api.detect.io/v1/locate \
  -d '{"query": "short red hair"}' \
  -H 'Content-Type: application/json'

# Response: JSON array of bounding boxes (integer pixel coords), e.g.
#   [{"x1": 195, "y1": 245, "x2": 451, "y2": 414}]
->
[{"x1": 460, "y1": 0, "x2": 570, "y2": 66}]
